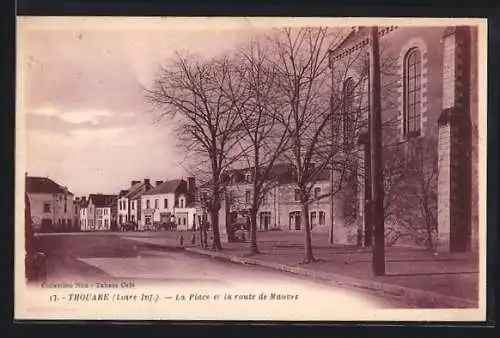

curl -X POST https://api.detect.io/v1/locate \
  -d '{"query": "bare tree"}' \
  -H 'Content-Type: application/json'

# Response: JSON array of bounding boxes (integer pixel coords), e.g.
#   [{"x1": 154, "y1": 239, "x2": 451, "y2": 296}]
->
[
  {"x1": 146, "y1": 53, "x2": 247, "y2": 251},
  {"x1": 381, "y1": 135, "x2": 439, "y2": 250},
  {"x1": 264, "y1": 27, "x2": 370, "y2": 263},
  {"x1": 225, "y1": 39, "x2": 292, "y2": 255}
]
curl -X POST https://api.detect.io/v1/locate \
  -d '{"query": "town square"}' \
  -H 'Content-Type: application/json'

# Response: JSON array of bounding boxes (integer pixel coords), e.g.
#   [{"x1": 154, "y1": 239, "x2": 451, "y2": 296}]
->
[{"x1": 18, "y1": 18, "x2": 484, "y2": 317}]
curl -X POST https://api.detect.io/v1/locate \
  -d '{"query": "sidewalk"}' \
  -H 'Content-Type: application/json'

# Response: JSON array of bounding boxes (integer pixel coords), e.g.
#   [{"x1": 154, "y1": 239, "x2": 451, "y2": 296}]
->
[
  {"x1": 122, "y1": 231, "x2": 480, "y2": 308},
  {"x1": 120, "y1": 232, "x2": 199, "y2": 250}
]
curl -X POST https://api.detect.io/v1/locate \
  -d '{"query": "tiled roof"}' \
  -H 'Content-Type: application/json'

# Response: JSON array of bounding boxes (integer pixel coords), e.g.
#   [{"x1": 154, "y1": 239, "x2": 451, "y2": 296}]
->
[
  {"x1": 89, "y1": 194, "x2": 116, "y2": 208},
  {"x1": 225, "y1": 163, "x2": 297, "y2": 184},
  {"x1": 126, "y1": 181, "x2": 153, "y2": 199},
  {"x1": 142, "y1": 179, "x2": 185, "y2": 196},
  {"x1": 26, "y1": 176, "x2": 73, "y2": 195},
  {"x1": 76, "y1": 198, "x2": 89, "y2": 207},
  {"x1": 118, "y1": 189, "x2": 129, "y2": 198},
  {"x1": 224, "y1": 163, "x2": 330, "y2": 185}
]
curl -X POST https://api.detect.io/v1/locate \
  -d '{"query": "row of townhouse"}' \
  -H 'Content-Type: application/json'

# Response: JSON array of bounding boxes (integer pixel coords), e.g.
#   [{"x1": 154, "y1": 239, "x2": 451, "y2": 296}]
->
[{"x1": 75, "y1": 177, "x2": 199, "y2": 232}]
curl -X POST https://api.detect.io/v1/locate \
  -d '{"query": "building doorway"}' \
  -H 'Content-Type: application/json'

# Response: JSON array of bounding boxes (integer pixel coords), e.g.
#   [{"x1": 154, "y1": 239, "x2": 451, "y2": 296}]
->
[
  {"x1": 260, "y1": 212, "x2": 271, "y2": 230},
  {"x1": 289, "y1": 211, "x2": 301, "y2": 230}
]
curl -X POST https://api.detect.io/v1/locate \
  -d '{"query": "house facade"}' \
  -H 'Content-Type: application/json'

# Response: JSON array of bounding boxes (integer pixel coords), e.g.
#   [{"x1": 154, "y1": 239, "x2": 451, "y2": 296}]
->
[
  {"x1": 73, "y1": 197, "x2": 82, "y2": 231},
  {"x1": 84, "y1": 194, "x2": 116, "y2": 231},
  {"x1": 117, "y1": 179, "x2": 153, "y2": 227},
  {"x1": 140, "y1": 178, "x2": 197, "y2": 231},
  {"x1": 211, "y1": 165, "x2": 334, "y2": 234},
  {"x1": 328, "y1": 26, "x2": 478, "y2": 252},
  {"x1": 117, "y1": 189, "x2": 130, "y2": 225},
  {"x1": 25, "y1": 176, "x2": 74, "y2": 232},
  {"x1": 79, "y1": 197, "x2": 89, "y2": 231}
]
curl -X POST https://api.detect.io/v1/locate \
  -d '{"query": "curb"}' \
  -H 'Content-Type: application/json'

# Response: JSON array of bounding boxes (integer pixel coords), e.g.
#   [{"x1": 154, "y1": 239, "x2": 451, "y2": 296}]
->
[{"x1": 185, "y1": 247, "x2": 478, "y2": 309}]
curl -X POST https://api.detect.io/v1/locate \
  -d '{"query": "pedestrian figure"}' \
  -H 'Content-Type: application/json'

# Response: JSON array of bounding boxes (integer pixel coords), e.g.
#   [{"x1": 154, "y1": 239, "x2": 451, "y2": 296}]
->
[
  {"x1": 199, "y1": 220, "x2": 205, "y2": 249},
  {"x1": 203, "y1": 222, "x2": 209, "y2": 248}
]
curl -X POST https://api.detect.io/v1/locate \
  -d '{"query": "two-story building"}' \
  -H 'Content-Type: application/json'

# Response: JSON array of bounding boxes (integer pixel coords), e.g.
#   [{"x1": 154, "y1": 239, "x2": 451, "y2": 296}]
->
[
  {"x1": 140, "y1": 178, "x2": 197, "y2": 231},
  {"x1": 86, "y1": 194, "x2": 116, "y2": 231},
  {"x1": 25, "y1": 175, "x2": 74, "y2": 232},
  {"x1": 73, "y1": 196, "x2": 90, "y2": 231},
  {"x1": 117, "y1": 179, "x2": 154, "y2": 227},
  {"x1": 213, "y1": 164, "x2": 334, "y2": 235}
]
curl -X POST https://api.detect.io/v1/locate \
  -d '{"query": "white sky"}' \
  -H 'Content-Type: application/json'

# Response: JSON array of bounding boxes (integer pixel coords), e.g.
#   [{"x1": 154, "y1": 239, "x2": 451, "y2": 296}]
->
[
  {"x1": 18, "y1": 18, "x2": 275, "y2": 197},
  {"x1": 18, "y1": 17, "x2": 479, "y2": 197}
]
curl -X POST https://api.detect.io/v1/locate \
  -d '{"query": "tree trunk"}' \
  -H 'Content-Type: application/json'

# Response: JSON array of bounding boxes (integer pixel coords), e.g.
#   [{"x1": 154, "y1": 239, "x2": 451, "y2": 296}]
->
[
  {"x1": 301, "y1": 201, "x2": 316, "y2": 263},
  {"x1": 249, "y1": 209, "x2": 259, "y2": 255},
  {"x1": 199, "y1": 219, "x2": 205, "y2": 249},
  {"x1": 426, "y1": 224, "x2": 434, "y2": 250},
  {"x1": 210, "y1": 209, "x2": 222, "y2": 251}
]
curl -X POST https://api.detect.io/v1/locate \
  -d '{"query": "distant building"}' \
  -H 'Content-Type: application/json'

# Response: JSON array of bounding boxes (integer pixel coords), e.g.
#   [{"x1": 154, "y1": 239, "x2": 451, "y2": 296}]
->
[
  {"x1": 117, "y1": 179, "x2": 153, "y2": 227},
  {"x1": 78, "y1": 197, "x2": 89, "y2": 231},
  {"x1": 200, "y1": 164, "x2": 334, "y2": 240},
  {"x1": 73, "y1": 197, "x2": 81, "y2": 230},
  {"x1": 140, "y1": 178, "x2": 197, "y2": 231},
  {"x1": 25, "y1": 175, "x2": 74, "y2": 232},
  {"x1": 86, "y1": 194, "x2": 116, "y2": 231},
  {"x1": 73, "y1": 196, "x2": 88, "y2": 232}
]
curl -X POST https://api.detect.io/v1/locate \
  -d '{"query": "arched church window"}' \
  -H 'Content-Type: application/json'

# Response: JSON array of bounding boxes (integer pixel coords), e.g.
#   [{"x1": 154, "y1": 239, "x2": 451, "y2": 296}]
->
[{"x1": 403, "y1": 48, "x2": 422, "y2": 137}]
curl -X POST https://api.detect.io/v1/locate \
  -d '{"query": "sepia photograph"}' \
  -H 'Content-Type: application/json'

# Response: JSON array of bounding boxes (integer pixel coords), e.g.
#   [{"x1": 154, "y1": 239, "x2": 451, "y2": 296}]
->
[{"x1": 15, "y1": 17, "x2": 487, "y2": 321}]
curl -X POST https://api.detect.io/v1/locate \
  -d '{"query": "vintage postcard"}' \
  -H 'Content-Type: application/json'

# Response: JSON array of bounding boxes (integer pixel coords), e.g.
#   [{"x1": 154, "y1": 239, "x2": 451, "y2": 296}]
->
[{"x1": 15, "y1": 16, "x2": 487, "y2": 321}]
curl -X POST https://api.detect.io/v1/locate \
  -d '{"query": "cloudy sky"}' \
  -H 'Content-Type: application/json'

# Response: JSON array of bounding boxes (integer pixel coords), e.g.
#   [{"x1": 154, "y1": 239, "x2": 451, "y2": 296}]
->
[{"x1": 18, "y1": 18, "x2": 275, "y2": 197}]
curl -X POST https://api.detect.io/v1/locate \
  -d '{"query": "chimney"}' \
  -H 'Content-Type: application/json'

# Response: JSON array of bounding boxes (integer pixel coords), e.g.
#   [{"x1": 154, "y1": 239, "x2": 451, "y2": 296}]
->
[
  {"x1": 187, "y1": 177, "x2": 196, "y2": 191},
  {"x1": 187, "y1": 177, "x2": 196, "y2": 203},
  {"x1": 131, "y1": 180, "x2": 140, "y2": 186},
  {"x1": 144, "y1": 178, "x2": 150, "y2": 186},
  {"x1": 156, "y1": 180, "x2": 163, "y2": 187}
]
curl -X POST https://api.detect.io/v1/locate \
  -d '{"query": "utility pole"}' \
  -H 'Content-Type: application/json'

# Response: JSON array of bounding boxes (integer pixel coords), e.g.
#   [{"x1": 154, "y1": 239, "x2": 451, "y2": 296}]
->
[
  {"x1": 369, "y1": 26, "x2": 385, "y2": 276},
  {"x1": 329, "y1": 95, "x2": 335, "y2": 244}
]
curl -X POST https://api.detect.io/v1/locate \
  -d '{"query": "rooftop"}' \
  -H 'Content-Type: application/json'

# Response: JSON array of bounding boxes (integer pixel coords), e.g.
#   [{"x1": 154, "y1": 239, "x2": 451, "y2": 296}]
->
[
  {"x1": 142, "y1": 179, "x2": 185, "y2": 196},
  {"x1": 125, "y1": 181, "x2": 153, "y2": 200},
  {"x1": 89, "y1": 194, "x2": 117, "y2": 208},
  {"x1": 26, "y1": 176, "x2": 74, "y2": 195}
]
